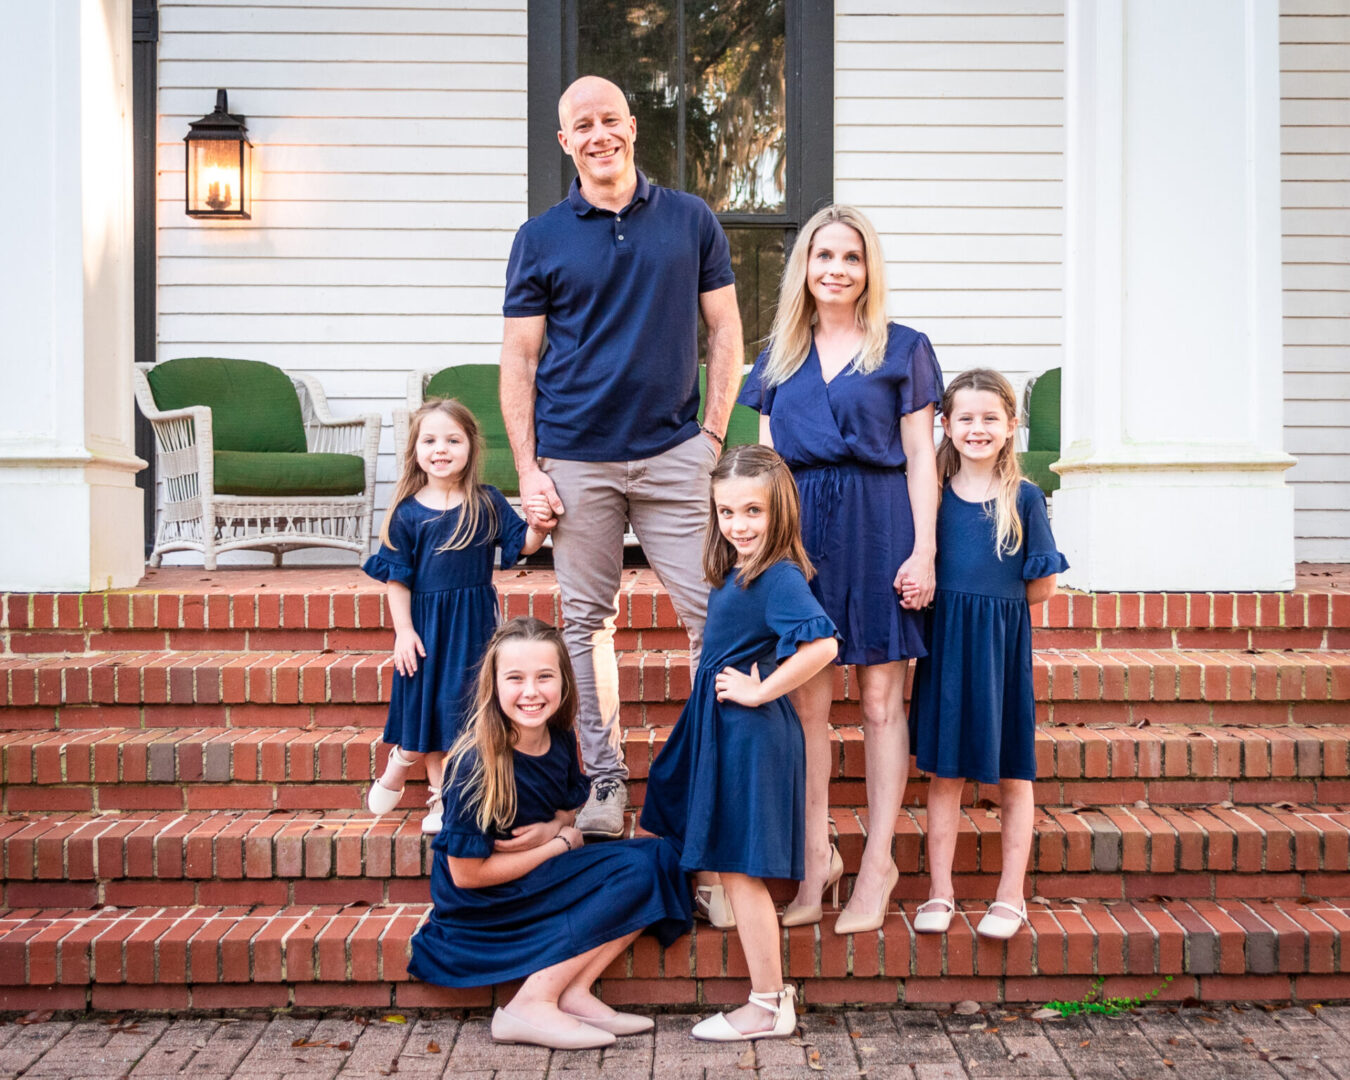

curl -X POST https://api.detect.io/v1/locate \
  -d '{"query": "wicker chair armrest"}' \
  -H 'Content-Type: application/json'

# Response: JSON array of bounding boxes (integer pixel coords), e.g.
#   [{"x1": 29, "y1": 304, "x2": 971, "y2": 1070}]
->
[{"x1": 406, "y1": 370, "x2": 434, "y2": 409}]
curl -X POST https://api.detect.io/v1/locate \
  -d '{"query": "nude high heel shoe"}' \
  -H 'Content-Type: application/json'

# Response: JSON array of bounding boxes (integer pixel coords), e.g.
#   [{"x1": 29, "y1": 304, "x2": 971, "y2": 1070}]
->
[
  {"x1": 694, "y1": 883, "x2": 736, "y2": 929},
  {"x1": 833, "y1": 862, "x2": 899, "y2": 935},
  {"x1": 781, "y1": 846, "x2": 844, "y2": 927}
]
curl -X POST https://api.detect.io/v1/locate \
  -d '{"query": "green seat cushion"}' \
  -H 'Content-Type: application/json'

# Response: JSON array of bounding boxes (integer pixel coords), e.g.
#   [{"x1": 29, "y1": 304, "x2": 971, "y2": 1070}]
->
[
  {"x1": 1024, "y1": 367, "x2": 1062, "y2": 453},
  {"x1": 148, "y1": 357, "x2": 308, "y2": 454},
  {"x1": 424, "y1": 365, "x2": 519, "y2": 495},
  {"x1": 698, "y1": 367, "x2": 761, "y2": 449},
  {"x1": 213, "y1": 451, "x2": 366, "y2": 497},
  {"x1": 1018, "y1": 450, "x2": 1060, "y2": 495}
]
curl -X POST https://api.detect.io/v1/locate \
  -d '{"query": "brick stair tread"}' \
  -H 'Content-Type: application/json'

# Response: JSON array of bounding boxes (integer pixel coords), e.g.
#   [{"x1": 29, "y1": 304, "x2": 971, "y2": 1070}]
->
[
  {"x1": 5, "y1": 568, "x2": 1349, "y2": 635},
  {"x1": 3, "y1": 803, "x2": 1347, "y2": 895},
  {"x1": 4, "y1": 648, "x2": 1349, "y2": 707},
  {"x1": 1, "y1": 895, "x2": 1347, "y2": 991},
  {"x1": 1, "y1": 724, "x2": 1346, "y2": 789}
]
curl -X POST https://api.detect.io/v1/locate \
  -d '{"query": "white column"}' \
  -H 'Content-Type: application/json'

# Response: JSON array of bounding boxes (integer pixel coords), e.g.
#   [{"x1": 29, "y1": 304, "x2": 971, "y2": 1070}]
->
[
  {"x1": 0, "y1": 0, "x2": 145, "y2": 591},
  {"x1": 1054, "y1": 0, "x2": 1296, "y2": 591}
]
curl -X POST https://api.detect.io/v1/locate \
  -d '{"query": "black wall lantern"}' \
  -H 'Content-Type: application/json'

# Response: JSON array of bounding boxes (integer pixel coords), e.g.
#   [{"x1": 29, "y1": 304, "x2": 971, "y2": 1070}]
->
[{"x1": 184, "y1": 89, "x2": 251, "y2": 219}]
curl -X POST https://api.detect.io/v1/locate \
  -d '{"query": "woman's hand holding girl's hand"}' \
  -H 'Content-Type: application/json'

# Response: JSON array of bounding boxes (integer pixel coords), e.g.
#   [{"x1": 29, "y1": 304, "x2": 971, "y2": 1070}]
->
[
  {"x1": 392, "y1": 630, "x2": 426, "y2": 676},
  {"x1": 895, "y1": 552, "x2": 936, "y2": 610},
  {"x1": 493, "y1": 818, "x2": 561, "y2": 853},
  {"x1": 716, "y1": 663, "x2": 766, "y2": 707}
]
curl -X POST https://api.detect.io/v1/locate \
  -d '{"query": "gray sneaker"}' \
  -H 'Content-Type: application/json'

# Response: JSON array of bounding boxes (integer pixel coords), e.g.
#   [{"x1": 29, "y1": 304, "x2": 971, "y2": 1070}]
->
[{"x1": 575, "y1": 778, "x2": 628, "y2": 838}]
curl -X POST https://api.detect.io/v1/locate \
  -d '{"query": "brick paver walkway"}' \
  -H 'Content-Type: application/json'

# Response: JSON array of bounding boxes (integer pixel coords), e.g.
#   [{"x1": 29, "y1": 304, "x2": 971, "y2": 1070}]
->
[{"x1": 0, "y1": 1004, "x2": 1344, "y2": 1079}]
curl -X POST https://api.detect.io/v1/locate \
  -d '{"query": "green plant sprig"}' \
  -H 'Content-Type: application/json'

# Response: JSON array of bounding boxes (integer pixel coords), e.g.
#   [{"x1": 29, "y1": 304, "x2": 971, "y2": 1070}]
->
[{"x1": 1043, "y1": 975, "x2": 1173, "y2": 1017}]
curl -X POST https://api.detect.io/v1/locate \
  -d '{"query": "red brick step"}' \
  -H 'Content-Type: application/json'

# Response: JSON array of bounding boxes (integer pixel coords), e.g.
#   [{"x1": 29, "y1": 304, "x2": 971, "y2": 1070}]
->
[{"x1": 1, "y1": 895, "x2": 1345, "y2": 1013}]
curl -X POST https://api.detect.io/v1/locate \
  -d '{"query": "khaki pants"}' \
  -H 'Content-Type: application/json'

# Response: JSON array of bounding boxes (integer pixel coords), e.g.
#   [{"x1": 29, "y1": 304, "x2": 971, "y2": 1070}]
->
[{"x1": 541, "y1": 434, "x2": 718, "y2": 781}]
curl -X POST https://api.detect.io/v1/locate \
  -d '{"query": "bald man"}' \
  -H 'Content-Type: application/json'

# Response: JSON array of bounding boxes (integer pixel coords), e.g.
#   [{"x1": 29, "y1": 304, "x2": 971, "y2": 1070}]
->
[{"x1": 500, "y1": 76, "x2": 743, "y2": 837}]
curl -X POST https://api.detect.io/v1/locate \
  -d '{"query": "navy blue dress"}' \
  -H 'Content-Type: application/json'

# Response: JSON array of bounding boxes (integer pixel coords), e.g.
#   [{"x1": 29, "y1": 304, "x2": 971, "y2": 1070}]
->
[
  {"x1": 908, "y1": 481, "x2": 1069, "y2": 785},
  {"x1": 739, "y1": 324, "x2": 943, "y2": 665},
  {"x1": 408, "y1": 730, "x2": 692, "y2": 988},
  {"x1": 363, "y1": 487, "x2": 528, "y2": 753},
  {"x1": 640, "y1": 562, "x2": 838, "y2": 880}
]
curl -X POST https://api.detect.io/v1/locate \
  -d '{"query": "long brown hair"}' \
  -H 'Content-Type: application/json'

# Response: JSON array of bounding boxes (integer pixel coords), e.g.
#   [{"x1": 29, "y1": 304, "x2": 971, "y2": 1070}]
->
[
  {"x1": 445, "y1": 617, "x2": 579, "y2": 834},
  {"x1": 702, "y1": 444, "x2": 814, "y2": 589},
  {"x1": 380, "y1": 398, "x2": 497, "y2": 553},
  {"x1": 760, "y1": 204, "x2": 891, "y2": 387},
  {"x1": 936, "y1": 368, "x2": 1025, "y2": 557}
]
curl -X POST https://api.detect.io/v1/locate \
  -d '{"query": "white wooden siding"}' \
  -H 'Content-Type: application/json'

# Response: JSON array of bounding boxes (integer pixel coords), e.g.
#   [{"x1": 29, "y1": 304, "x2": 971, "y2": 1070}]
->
[
  {"x1": 1282, "y1": 0, "x2": 1350, "y2": 563},
  {"x1": 155, "y1": 1, "x2": 527, "y2": 555},
  {"x1": 833, "y1": 1, "x2": 1066, "y2": 397}
]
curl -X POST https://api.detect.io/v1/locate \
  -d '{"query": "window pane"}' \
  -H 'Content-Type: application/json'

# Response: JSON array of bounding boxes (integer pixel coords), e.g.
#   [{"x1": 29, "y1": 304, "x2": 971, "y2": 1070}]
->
[
  {"x1": 685, "y1": 0, "x2": 786, "y2": 213},
  {"x1": 575, "y1": 0, "x2": 786, "y2": 213},
  {"x1": 576, "y1": 1, "x2": 679, "y2": 190},
  {"x1": 697, "y1": 227, "x2": 784, "y2": 363}
]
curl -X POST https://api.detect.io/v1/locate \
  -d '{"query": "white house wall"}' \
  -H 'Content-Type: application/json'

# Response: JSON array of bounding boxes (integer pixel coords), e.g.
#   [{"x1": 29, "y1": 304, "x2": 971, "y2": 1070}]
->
[
  {"x1": 152, "y1": 0, "x2": 1346, "y2": 562},
  {"x1": 154, "y1": 0, "x2": 528, "y2": 526},
  {"x1": 1281, "y1": 1, "x2": 1350, "y2": 564}
]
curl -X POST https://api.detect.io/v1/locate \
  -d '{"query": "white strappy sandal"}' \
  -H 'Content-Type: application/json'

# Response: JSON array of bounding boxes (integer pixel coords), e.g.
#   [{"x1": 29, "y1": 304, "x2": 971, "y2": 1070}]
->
[
  {"x1": 691, "y1": 986, "x2": 796, "y2": 1042},
  {"x1": 976, "y1": 900, "x2": 1028, "y2": 940}
]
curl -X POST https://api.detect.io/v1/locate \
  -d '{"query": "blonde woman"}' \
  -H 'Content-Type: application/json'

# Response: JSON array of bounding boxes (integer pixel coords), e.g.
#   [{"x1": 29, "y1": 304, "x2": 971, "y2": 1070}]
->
[{"x1": 738, "y1": 205, "x2": 942, "y2": 933}]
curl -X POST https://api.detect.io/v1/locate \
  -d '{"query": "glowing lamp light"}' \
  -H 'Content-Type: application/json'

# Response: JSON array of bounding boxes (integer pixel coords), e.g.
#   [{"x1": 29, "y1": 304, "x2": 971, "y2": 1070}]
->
[{"x1": 185, "y1": 89, "x2": 251, "y2": 219}]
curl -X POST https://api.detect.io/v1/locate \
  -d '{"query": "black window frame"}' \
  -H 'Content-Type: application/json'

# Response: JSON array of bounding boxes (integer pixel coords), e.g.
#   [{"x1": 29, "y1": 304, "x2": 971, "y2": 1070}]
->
[{"x1": 527, "y1": 0, "x2": 833, "y2": 227}]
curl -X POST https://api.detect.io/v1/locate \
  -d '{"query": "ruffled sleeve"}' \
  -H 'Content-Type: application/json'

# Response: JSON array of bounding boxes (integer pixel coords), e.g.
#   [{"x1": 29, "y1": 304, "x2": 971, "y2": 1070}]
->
[
  {"x1": 762, "y1": 562, "x2": 841, "y2": 662},
  {"x1": 898, "y1": 330, "x2": 944, "y2": 418},
  {"x1": 362, "y1": 500, "x2": 417, "y2": 587},
  {"x1": 430, "y1": 755, "x2": 495, "y2": 859},
  {"x1": 488, "y1": 486, "x2": 530, "y2": 569},
  {"x1": 736, "y1": 346, "x2": 776, "y2": 415},
  {"x1": 1019, "y1": 481, "x2": 1070, "y2": 581}
]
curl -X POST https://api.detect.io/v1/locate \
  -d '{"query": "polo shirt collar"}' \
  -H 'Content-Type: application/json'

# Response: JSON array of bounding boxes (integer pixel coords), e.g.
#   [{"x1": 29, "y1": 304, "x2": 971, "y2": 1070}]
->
[{"x1": 568, "y1": 170, "x2": 652, "y2": 216}]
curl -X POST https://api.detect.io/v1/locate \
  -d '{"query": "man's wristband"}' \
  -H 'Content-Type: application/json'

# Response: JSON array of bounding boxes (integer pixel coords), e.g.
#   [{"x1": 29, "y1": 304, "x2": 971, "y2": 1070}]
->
[{"x1": 700, "y1": 425, "x2": 725, "y2": 446}]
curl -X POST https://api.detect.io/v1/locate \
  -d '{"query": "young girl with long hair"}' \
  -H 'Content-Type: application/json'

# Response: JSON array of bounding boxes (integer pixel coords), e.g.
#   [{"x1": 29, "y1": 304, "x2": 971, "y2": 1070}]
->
[
  {"x1": 407, "y1": 617, "x2": 691, "y2": 1049},
  {"x1": 641, "y1": 445, "x2": 839, "y2": 1041},
  {"x1": 364, "y1": 399, "x2": 555, "y2": 832},
  {"x1": 738, "y1": 204, "x2": 942, "y2": 933},
  {"x1": 907, "y1": 369, "x2": 1068, "y2": 939}
]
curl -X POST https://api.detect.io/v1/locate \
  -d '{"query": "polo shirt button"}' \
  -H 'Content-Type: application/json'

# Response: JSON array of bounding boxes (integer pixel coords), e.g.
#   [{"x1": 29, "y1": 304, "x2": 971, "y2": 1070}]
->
[{"x1": 617, "y1": 234, "x2": 624, "y2": 240}]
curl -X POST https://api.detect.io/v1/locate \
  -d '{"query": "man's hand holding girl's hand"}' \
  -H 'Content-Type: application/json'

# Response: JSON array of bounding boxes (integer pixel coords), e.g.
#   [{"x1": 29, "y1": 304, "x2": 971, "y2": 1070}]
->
[
  {"x1": 392, "y1": 629, "x2": 426, "y2": 676},
  {"x1": 523, "y1": 493, "x2": 559, "y2": 533},
  {"x1": 715, "y1": 662, "x2": 766, "y2": 707}
]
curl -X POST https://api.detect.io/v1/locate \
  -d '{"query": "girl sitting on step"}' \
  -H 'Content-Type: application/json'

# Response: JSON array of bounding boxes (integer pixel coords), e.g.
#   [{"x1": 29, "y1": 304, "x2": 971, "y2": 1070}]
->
[
  {"x1": 907, "y1": 369, "x2": 1068, "y2": 940},
  {"x1": 364, "y1": 399, "x2": 555, "y2": 834},
  {"x1": 408, "y1": 616, "x2": 692, "y2": 1049},
  {"x1": 641, "y1": 445, "x2": 840, "y2": 1042}
]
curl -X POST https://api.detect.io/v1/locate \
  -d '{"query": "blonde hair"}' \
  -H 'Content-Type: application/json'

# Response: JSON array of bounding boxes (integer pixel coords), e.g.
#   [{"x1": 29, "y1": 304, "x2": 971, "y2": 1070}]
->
[
  {"x1": 702, "y1": 444, "x2": 814, "y2": 589},
  {"x1": 759, "y1": 204, "x2": 890, "y2": 387},
  {"x1": 380, "y1": 398, "x2": 497, "y2": 554},
  {"x1": 445, "y1": 617, "x2": 579, "y2": 835},
  {"x1": 937, "y1": 368, "x2": 1025, "y2": 558}
]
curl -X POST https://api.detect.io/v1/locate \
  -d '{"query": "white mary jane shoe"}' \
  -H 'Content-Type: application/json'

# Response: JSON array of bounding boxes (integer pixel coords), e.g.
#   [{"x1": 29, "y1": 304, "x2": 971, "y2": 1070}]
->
[
  {"x1": 691, "y1": 986, "x2": 796, "y2": 1042},
  {"x1": 914, "y1": 896, "x2": 956, "y2": 934},
  {"x1": 420, "y1": 788, "x2": 443, "y2": 835},
  {"x1": 366, "y1": 747, "x2": 418, "y2": 815},
  {"x1": 976, "y1": 900, "x2": 1027, "y2": 940}
]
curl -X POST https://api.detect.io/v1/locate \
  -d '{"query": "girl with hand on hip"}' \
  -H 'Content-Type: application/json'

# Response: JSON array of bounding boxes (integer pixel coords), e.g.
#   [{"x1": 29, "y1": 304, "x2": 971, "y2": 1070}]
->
[{"x1": 641, "y1": 446, "x2": 839, "y2": 1041}]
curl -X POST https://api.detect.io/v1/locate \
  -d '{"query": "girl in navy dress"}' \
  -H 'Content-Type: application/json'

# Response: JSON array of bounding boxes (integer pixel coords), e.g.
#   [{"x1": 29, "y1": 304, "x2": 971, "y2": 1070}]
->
[
  {"x1": 739, "y1": 205, "x2": 942, "y2": 933},
  {"x1": 907, "y1": 369, "x2": 1068, "y2": 940},
  {"x1": 641, "y1": 446, "x2": 839, "y2": 1041},
  {"x1": 364, "y1": 400, "x2": 555, "y2": 833},
  {"x1": 409, "y1": 616, "x2": 691, "y2": 1049}
]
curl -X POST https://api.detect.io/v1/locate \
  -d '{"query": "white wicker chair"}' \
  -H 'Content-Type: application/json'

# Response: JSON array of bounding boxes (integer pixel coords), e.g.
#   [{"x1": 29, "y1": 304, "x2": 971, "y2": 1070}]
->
[{"x1": 133, "y1": 362, "x2": 381, "y2": 569}]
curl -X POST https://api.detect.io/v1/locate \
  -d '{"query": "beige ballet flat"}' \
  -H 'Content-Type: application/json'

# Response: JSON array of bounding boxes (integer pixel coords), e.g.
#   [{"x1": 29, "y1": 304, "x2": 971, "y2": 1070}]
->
[{"x1": 490, "y1": 1008, "x2": 615, "y2": 1049}]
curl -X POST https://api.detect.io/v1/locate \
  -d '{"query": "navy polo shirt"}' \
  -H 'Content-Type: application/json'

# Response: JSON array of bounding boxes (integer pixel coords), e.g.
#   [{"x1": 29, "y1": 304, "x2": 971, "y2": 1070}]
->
[{"x1": 503, "y1": 171, "x2": 735, "y2": 462}]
